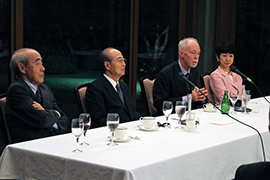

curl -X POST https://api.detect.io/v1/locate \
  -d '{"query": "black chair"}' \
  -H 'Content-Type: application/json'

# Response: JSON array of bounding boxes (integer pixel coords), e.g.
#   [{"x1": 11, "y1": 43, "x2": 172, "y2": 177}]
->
[
  {"x1": 234, "y1": 161, "x2": 270, "y2": 180},
  {"x1": 74, "y1": 83, "x2": 91, "y2": 113},
  {"x1": 0, "y1": 93, "x2": 12, "y2": 146},
  {"x1": 139, "y1": 74, "x2": 158, "y2": 116}
]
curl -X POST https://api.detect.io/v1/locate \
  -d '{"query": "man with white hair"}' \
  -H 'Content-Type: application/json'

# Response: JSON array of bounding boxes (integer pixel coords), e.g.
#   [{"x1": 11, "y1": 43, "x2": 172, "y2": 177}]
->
[{"x1": 153, "y1": 37, "x2": 208, "y2": 115}]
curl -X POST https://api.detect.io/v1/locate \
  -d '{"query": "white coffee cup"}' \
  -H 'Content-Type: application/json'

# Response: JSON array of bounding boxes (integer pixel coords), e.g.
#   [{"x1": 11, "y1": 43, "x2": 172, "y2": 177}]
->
[
  {"x1": 203, "y1": 103, "x2": 215, "y2": 111},
  {"x1": 115, "y1": 127, "x2": 128, "y2": 139},
  {"x1": 186, "y1": 112, "x2": 196, "y2": 132},
  {"x1": 139, "y1": 116, "x2": 156, "y2": 129}
]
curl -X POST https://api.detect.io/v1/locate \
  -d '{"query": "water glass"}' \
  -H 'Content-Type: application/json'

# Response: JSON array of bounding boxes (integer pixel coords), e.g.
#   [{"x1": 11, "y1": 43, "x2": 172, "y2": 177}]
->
[
  {"x1": 162, "y1": 101, "x2": 173, "y2": 128},
  {"x1": 71, "y1": 118, "x2": 84, "y2": 152},
  {"x1": 107, "y1": 113, "x2": 119, "y2": 146},
  {"x1": 79, "y1": 113, "x2": 91, "y2": 146}
]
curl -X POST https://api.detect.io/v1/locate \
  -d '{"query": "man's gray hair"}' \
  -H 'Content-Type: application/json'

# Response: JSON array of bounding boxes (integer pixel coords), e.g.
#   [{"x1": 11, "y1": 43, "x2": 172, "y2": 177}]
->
[
  {"x1": 10, "y1": 48, "x2": 34, "y2": 76},
  {"x1": 178, "y1": 37, "x2": 198, "y2": 52},
  {"x1": 98, "y1": 47, "x2": 115, "y2": 73}
]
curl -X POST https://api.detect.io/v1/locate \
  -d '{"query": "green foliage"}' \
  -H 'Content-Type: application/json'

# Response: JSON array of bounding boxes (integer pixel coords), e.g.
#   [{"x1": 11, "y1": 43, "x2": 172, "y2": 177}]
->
[
  {"x1": 43, "y1": 54, "x2": 78, "y2": 75},
  {"x1": 25, "y1": 41, "x2": 79, "y2": 75}
]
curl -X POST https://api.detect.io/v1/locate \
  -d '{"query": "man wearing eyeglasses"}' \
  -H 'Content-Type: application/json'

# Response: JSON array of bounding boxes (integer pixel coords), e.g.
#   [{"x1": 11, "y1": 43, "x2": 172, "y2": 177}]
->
[
  {"x1": 153, "y1": 37, "x2": 208, "y2": 115},
  {"x1": 6, "y1": 48, "x2": 70, "y2": 143},
  {"x1": 86, "y1": 47, "x2": 140, "y2": 128}
]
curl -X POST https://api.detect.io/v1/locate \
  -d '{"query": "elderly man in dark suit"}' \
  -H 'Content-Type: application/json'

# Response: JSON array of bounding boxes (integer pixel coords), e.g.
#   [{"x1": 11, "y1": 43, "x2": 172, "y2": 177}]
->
[
  {"x1": 5, "y1": 48, "x2": 70, "y2": 143},
  {"x1": 85, "y1": 47, "x2": 140, "y2": 128},
  {"x1": 153, "y1": 37, "x2": 208, "y2": 115}
]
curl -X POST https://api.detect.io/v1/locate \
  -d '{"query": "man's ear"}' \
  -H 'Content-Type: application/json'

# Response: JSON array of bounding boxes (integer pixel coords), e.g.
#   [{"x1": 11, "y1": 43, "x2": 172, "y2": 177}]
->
[
  {"x1": 104, "y1": 61, "x2": 111, "y2": 71},
  {"x1": 179, "y1": 50, "x2": 184, "y2": 58},
  {"x1": 17, "y1": 62, "x2": 26, "y2": 74}
]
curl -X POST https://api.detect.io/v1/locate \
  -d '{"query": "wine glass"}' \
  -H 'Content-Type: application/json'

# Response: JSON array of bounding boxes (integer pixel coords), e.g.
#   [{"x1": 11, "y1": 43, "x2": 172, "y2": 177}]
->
[
  {"x1": 241, "y1": 90, "x2": 251, "y2": 114},
  {"x1": 230, "y1": 90, "x2": 239, "y2": 114},
  {"x1": 162, "y1": 101, "x2": 173, "y2": 128},
  {"x1": 107, "y1": 113, "x2": 119, "y2": 146},
  {"x1": 79, "y1": 113, "x2": 91, "y2": 146},
  {"x1": 71, "y1": 118, "x2": 84, "y2": 153},
  {"x1": 175, "y1": 101, "x2": 186, "y2": 129}
]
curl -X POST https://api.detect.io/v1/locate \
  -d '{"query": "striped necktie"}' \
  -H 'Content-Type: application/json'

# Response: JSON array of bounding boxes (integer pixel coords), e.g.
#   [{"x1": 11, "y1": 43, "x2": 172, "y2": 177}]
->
[
  {"x1": 185, "y1": 73, "x2": 191, "y2": 91},
  {"x1": 116, "y1": 83, "x2": 125, "y2": 104},
  {"x1": 36, "y1": 87, "x2": 42, "y2": 103}
]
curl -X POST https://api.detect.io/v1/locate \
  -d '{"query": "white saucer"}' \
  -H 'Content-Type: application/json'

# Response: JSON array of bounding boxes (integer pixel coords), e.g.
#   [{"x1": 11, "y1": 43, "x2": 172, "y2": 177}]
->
[
  {"x1": 203, "y1": 108, "x2": 216, "y2": 112},
  {"x1": 138, "y1": 125, "x2": 159, "y2": 131},
  {"x1": 108, "y1": 136, "x2": 131, "y2": 142}
]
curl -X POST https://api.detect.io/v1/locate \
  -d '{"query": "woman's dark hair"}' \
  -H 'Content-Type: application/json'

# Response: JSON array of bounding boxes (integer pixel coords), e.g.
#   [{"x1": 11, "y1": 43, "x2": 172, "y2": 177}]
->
[{"x1": 215, "y1": 42, "x2": 235, "y2": 57}]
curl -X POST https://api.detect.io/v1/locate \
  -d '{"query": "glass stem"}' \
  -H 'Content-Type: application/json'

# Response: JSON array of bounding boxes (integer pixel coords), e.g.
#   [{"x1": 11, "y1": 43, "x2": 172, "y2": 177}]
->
[
  {"x1": 76, "y1": 137, "x2": 79, "y2": 150},
  {"x1": 111, "y1": 132, "x2": 114, "y2": 144},
  {"x1": 83, "y1": 132, "x2": 86, "y2": 143}
]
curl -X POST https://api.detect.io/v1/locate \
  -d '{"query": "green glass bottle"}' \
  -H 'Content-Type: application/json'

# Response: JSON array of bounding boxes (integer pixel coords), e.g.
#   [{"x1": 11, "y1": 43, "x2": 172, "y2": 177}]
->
[{"x1": 221, "y1": 91, "x2": 230, "y2": 114}]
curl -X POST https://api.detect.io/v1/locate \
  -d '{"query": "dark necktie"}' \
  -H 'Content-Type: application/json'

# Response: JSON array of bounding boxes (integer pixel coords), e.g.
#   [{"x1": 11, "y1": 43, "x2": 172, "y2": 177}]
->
[
  {"x1": 185, "y1": 73, "x2": 191, "y2": 91},
  {"x1": 36, "y1": 87, "x2": 42, "y2": 103},
  {"x1": 116, "y1": 83, "x2": 125, "y2": 104}
]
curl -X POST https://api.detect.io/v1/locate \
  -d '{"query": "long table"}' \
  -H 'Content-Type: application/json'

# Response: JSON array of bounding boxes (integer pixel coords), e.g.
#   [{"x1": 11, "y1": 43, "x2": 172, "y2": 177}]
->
[{"x1": 0, "y1": 97, "x2": 270, "y2": 180}]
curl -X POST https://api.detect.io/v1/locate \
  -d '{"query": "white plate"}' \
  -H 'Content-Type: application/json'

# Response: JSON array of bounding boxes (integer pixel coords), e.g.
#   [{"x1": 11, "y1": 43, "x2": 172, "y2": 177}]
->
[
  {"x1": 138, "y1": 125, "x2": 159, "y2": 131},
  {"x1": 108, "y1": 136, "x2": 131, "y2": 142}
]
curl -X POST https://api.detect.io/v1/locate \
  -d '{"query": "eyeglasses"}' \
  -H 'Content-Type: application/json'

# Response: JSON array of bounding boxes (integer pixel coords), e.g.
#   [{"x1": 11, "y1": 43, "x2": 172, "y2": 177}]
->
[
  {"x1": 188, "y1": 51, "x2": 200, "y2": 56},
  {"x1": 112, "y1": 58, "x2": 127, "y2": 64}
]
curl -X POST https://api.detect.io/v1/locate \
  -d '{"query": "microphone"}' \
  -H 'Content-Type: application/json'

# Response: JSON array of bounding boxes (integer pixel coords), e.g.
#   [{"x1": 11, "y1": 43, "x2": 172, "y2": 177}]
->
[
  {"x1": 179, "y1": 72, "x2": 266, "y2": 161},
  {"x1": 177, "y1": 72, "x2": 200, "y2": 92},
  {"x1": 231, "y1": 66, "x2": 270, "y2": 104},
  {"x1": 230, "y1": 65, "x2": 254, "y2": 84},
  {"x1": 178, "y1": 72, "x2": 207, "y2": 105},
  {"x1": 177, "y1": 71, "x2": 266, "y2": 161}
]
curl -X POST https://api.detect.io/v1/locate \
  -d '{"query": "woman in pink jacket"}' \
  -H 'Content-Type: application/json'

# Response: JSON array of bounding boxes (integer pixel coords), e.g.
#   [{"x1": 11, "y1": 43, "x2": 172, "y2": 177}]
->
[{"x1": 210, "y1": 42, "x2": 243, "y2": 105}]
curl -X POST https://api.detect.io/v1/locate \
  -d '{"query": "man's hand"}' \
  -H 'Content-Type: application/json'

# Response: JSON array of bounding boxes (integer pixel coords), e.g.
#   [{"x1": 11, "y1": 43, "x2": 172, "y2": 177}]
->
[
  {"x1": 191, "y1": 88, "x2": 208, "y2": 102},
  {"x1": 32, "y1": 101, "x2": 45, "y2": 110}
]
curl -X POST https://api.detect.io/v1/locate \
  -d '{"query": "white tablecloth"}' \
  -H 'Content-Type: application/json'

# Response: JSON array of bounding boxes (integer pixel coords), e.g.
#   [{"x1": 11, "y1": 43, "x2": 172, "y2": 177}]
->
[{"x1": 0, "y1": 97, "x2": 270, "y2": 180}]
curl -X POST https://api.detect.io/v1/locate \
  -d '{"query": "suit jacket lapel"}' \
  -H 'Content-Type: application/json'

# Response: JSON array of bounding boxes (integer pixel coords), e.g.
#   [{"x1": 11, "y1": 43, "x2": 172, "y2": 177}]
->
[
  {"x1": 18, "y1": 78, "x2": 37, "y2": 101},
  {"x1": 119, "y1": 81, "x2": 134, "y2": 112},
  {"x1": 39, "y1": 85, "x2": 51, "y2": 107},
  {"x1": 101, "y1": 76, "x2": 128, "y2": 110},
  {"x1": 172, "y1": 61, "x2": 191, "y2": 95},
  {"x1": 172, "y1": 61, "x2": 196, "y2": 95}
]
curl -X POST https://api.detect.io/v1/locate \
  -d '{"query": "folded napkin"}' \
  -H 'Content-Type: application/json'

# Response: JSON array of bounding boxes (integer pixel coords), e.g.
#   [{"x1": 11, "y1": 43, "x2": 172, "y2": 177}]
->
[
  {"x1": 169, "y1": 114, "x2": 180, "y2": 120},
  {"x1": 210, "y1": 119, "x2": 235, "y2": 126}
]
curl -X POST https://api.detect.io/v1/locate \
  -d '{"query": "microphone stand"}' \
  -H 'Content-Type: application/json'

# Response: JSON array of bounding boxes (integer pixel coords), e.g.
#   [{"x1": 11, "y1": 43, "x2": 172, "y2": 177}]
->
[
  {"x1": 178, "y1": 71, "x2": 266, "y2": 161},
  {"x1": 230, "y1": 65, "x2": 270, "y2": 104},
  {"x1": 252, "y1": 83, "x2": 270, "y2": 104},
  {"x1": 197, "y1": 89, "x2": 266, "y2": 162}
]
